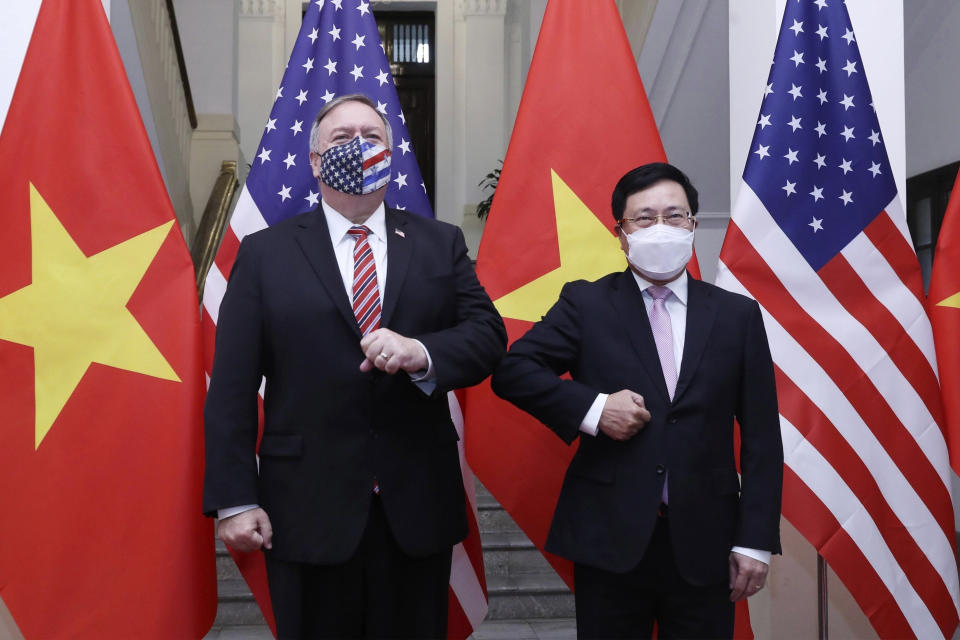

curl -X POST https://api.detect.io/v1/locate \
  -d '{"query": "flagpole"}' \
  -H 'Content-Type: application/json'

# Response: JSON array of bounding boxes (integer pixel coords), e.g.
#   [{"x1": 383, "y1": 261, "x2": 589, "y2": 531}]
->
[{"x1": 818, "y1": 554, "x2": 829, "y2": 640}]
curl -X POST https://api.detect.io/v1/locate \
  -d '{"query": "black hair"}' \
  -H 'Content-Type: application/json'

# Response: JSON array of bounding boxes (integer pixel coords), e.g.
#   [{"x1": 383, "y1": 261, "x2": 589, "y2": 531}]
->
[{"x1": 610, "y1": 162, "x2": 699, "y2": 221}]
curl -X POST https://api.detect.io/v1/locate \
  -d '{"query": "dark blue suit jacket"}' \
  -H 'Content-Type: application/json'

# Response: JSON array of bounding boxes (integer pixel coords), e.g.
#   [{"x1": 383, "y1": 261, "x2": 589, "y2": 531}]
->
[
  {"x1": 203, "y1": 206, "x2": 506, "y2": 563},
  {"x1": 492, "y1": 270, "x2": 782, "y2": 585}
]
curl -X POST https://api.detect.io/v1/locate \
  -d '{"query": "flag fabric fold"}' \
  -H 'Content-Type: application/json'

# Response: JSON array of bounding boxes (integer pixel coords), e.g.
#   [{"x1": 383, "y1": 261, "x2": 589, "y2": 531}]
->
[
  {"x1": 0, "y1": 1, "x2": 216, "y2": 637},
  {"x1": 716, "y1": 1, "x2": 959, "y2": 638},
  {"x1": 200, "y1": 1, "x2": 488, "y2": 637}
]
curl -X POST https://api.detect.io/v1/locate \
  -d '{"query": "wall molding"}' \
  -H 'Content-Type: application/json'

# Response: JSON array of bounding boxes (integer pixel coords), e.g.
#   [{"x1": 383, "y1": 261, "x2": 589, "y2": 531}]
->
[
  {"x1": 456, "y1": 0, "x2": 507, "y2": 18},
  {"x1": 239, "y1": 0, "x2": 285, "y2": 19}
]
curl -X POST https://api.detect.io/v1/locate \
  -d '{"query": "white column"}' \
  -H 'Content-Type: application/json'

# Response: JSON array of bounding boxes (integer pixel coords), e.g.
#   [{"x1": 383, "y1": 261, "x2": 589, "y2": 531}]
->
[
  {"x1": 175, "y1": 0, "x2": 243, "y2": 221},
  {"x1": 448, "y1": 0, "x2": 506, "y2": 242},
  {"x1": 435, "y1": 0, "x2": 456, "y2": 228},
  {"x1": 238, "y1": 0, "x2": 287, "y2": 164}
]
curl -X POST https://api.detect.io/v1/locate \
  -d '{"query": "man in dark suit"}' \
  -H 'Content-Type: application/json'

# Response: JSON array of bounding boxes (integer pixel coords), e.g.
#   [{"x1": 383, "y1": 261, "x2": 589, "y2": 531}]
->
[
  {"x1": 492, "y1": 163, "x2": 783, "y2": 639},
  {"x1": 203, "y1": 94, "x2": 506, "y2": 639}
]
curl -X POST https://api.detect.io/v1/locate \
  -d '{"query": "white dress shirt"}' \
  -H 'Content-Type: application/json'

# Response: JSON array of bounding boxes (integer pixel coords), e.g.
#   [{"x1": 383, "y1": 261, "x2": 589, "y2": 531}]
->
[
  {"x1": 323, "y1": 200, "x2": 389, "y2": 302},
  {"x1": 577, "y1": 270, "x2": 769, "y2": 565}
]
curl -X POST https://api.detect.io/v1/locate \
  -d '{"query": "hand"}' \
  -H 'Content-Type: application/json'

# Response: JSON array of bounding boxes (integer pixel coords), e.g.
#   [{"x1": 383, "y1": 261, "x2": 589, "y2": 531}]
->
[
  {"x1": 359, "y1": 328, "x2": 428, "y2": 375},
  {"x1": 217, "y1": 507, "x2": 273, "y2": 552},
  {"x1": 729, "y1": 551, "x2": 769, "y2": 601},
  {"x1": 597, "y1": 390, "x2": 651, "y2": 441}
]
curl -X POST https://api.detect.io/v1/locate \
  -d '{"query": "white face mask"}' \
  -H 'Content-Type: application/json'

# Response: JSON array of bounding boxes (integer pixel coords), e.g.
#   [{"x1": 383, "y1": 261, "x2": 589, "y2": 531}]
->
[{"x1": 623, "y1": 224, "x2": 694, "y2": 281}]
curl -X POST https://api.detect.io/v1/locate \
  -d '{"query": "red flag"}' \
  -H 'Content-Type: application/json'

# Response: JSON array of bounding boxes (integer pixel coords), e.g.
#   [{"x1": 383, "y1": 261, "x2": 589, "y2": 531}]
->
[
  {"x1": 465, "y1": 0, "x2": 750, "y2": 636},
  {"x1": 930, "y1": 170, "x2": 960, "y2": 475},
  {"x1": 0, "y1": 2, "x2": 216, "y2": 637}
]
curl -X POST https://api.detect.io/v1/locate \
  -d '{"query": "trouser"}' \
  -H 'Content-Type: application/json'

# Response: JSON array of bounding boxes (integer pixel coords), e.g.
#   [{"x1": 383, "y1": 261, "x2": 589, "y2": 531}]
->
[
  {"x1": 574, "y1": 512, "x2": 734, "y2": 640},
  {"x1": 265, "y1": 495, "x2": 452, "y2": 639}
]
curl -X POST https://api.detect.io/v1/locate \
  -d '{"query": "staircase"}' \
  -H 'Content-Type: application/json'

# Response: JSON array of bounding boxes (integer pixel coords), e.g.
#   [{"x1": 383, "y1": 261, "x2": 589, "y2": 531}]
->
[
  {"x1": 212, "y1": 541, "x2": 264, "y2": 628},
  {"x1": 475, "y1": 483, "x2": 575, "y2": 621},
  {"x1": 204, "y1": 483, "x2": 575, "y2": 638}
]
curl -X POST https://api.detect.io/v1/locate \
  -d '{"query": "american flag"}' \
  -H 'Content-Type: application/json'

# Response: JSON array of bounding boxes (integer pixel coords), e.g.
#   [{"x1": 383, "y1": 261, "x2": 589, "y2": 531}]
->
[
  {"x1": 716, "y1": 1, "x2": 960, "y2": 638},
  {"x1": 200, "y1": 0, "x2": 489, "y2": 636}
]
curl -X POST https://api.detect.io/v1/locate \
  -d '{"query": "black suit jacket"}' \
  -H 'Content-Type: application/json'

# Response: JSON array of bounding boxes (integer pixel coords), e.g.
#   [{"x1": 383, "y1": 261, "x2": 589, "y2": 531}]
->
[
  {"x1": 203, "y1": 206, "x2": 506, "y2": 564},
  {"x1": 491, "y1": 270, "x2": 782, "y2": 585}
]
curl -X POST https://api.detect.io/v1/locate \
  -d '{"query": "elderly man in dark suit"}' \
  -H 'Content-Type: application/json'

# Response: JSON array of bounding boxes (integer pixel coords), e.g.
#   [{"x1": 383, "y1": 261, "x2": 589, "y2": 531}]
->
[
  {"x1": 492, "y1": 162, "x2": 783, "y2": 639},
  {"x1": 203, "y1": 94, "x2": 506, "y2": 639}
]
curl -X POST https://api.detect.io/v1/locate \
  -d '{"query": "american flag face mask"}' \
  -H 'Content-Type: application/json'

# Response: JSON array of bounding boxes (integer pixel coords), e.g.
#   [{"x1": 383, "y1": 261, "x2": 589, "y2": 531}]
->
[{"x1": 319, "y1": 135, "x2": 392, "y2": 195}]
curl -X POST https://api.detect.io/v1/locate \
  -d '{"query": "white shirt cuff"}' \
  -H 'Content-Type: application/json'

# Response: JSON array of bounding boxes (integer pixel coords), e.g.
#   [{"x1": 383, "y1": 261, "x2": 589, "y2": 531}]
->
[
  {"x1": 579, "y1": 393, "x2": 608, "y2": 436},
  {"x1": 409, "y1": 339, "x2": 436, "y2": 395},
  {"x1": 218, "y1": 504, "x2": 258, "y2": 520},
  {"x1": 731, "y1": 546, "x2": 771, "y2": 565}
]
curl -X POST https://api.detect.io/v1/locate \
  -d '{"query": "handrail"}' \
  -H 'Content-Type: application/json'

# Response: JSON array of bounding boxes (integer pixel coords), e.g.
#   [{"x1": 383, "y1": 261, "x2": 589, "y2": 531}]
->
[
  {"x1": 164, "y1": 0, "x2": 197, "y2": 129},
  {"x1": 192, "y1": 161, "x2": 240, "y2": 299}
]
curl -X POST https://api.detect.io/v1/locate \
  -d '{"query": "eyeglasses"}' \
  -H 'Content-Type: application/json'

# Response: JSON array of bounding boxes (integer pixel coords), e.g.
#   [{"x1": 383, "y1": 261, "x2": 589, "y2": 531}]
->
[{"x1": 618, "y1": 208, "x2": 694, "y2": 229}]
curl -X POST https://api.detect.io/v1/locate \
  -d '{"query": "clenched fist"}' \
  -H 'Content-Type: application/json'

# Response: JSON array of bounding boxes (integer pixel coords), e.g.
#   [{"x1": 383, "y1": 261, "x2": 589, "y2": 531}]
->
[{"x1": 598, "y1": 390, "x2": 651, "y2": 441}]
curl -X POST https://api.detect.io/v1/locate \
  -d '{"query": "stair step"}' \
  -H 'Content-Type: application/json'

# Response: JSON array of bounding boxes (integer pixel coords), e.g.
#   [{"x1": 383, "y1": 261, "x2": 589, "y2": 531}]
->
[
  {"x1": 469, "y1": 617, "x2": 576, "y2": 640},
  {"x1": 482, "y1": 529, "x2": 536, "y2": 550},
  {"x1": 485, "y1": 574, "x2": 575, "y2": 620},
  {"x1": 487, "y1": 572, "x2": 569, "y2": 595},
  {"x1": 213, "y1": 579, "x2": 268, "y2": 627},
  {"x1": 482, "y1": 531, "x2": 554, "y2": 577},
  {"x1": 216, "y1": 540, "x2": 242, "y2": 579},
  {"x1": 204, "y1": 625, "x2": 274, "y2": 640},
  {"x1": 477, "y1": 503, "x2": 525, "y2": 533}
]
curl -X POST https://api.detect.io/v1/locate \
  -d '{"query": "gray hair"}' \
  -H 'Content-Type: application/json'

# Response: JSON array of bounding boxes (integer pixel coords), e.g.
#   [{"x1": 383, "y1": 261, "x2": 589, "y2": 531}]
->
[{"x1": 308, "y1": 93, "x2": 393, "y2": 154}]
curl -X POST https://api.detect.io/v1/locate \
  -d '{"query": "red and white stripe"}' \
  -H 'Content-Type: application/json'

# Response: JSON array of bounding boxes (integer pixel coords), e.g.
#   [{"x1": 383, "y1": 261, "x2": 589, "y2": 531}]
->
[
  {"x1": 201, "y1": 184, "x2": 488, "y2": 638},
  {"x1": 716, "y1": 181, "x2": 960, "y2": 639},
  {"x1": 447, "y1": 390, "x2": 490, "y2": 635},
  {"x1": 348, "y1": 226, "x2": 382, "y2": 336}
]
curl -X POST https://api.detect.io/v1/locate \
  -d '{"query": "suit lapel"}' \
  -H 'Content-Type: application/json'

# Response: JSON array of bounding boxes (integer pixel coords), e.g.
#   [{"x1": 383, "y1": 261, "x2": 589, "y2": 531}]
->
[
  {"x1": 294, "y1": 208, "x2": 361, "y2": 337},
  {"x1": 674, "y1": 277, "x2": 718, "y2": 403},
  {"x1": 610, "y1": 269, "x2": 672, "y2": 402},
  {"x1": 380, "y1": 209, "x2": 410, "y2": 327}
]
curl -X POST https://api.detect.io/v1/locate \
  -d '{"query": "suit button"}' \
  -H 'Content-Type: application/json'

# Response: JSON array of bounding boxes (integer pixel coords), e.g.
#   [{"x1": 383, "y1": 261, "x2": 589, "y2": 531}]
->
[
  {"x1": 667, "y1": 416, "x2": 678, "y2": 424},
  {"x1": 656, "y1": 464, "x2": 665, "y2": 475}
]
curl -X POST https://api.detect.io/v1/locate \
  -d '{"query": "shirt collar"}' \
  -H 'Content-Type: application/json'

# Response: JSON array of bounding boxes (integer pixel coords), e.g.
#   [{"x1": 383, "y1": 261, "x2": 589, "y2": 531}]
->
[
  {"x1": 631, "y1": 269, "x2": 689, "y2": 306},
  {"x1": 321, "y1": 200, "x2": 387, "y2": 244}
]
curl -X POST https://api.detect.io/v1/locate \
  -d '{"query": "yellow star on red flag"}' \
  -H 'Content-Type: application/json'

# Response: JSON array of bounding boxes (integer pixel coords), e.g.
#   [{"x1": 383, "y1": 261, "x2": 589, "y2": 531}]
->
[
  {"x1": 935, "y1": 290, "x2": 960, "y2": 309},
  {"x1": 493, "y1": 169, "x2": 624, "y2": 322},
  {"x1": 0, "y1": 183, "x2": 179, "y2": 448}
]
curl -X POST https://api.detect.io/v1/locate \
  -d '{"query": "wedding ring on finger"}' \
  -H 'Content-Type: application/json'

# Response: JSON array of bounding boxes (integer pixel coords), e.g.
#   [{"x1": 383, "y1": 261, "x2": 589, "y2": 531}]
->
[{"x1": 377, "y1": 352, "x2": 392, "y2": 361}]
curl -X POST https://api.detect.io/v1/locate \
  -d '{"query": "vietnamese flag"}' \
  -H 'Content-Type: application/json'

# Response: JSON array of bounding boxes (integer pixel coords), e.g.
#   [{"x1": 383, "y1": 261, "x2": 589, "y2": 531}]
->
[
  {"x1": 929, "y1": 168, "x2": 960, "y2": 474},
  {"x1": 0, "y1": 1, "x2": 216, "y2": 637},
  {"x1": 464, "y1": 0, "x2": 753, "y2": 636}
]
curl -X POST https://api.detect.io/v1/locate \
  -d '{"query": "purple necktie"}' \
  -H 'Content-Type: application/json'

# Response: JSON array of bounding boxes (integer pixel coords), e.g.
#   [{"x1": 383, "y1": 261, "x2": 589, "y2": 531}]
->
[
  {"x1": 647, "y1": 285, "x2": 677, "y2": 400},
  {"x1": 648, "y1": 285, "x2": 677, "y2": 505}
]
